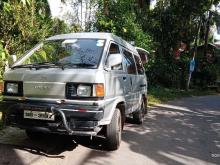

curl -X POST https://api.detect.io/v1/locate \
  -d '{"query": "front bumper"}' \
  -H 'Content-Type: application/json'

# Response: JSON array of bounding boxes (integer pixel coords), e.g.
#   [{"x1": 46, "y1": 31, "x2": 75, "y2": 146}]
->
[{"x1": 0, "y1": 100, "x2": 104, "y2": 136}]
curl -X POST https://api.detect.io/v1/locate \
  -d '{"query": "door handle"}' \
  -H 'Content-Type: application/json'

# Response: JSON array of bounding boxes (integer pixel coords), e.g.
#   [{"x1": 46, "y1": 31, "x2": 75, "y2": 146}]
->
[{"x1": 140, "y1": 84, "x2": 146, "y2": 87}]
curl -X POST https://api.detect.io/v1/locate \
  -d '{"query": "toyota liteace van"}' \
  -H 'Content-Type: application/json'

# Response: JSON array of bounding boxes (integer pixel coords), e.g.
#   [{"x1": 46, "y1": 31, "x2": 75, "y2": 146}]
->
[{"x1": 0, "y1": 33, "x2": 148, "y2": 150}]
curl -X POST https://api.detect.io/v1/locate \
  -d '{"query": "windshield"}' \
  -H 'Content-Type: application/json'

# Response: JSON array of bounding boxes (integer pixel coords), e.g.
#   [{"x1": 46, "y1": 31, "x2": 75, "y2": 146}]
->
[{"x1": 17, "y1": 39, "x2": 105, "y2": 69}]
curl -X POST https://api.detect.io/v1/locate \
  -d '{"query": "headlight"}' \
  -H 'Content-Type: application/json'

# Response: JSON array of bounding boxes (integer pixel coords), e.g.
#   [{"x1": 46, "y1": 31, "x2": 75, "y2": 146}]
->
[
  {"x1": 6, "y1": 83, "x2": 18, "y2": 94},
  {"x1": 77, "y1": 85, "x2": 92, "y2": 97}
]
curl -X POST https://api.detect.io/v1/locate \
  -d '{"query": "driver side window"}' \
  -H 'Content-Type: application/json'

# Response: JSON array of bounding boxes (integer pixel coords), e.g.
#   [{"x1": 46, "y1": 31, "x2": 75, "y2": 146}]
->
[
  {"x1": 109, "y1": 43, "x2": 120, "y2": 54},
  {"x1": 108, "y1": 43, "x2": 122, "y2": 70}
]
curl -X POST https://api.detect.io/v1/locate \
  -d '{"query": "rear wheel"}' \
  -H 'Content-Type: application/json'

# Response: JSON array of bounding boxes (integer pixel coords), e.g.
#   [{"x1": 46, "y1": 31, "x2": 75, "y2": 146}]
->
[
  {"x1": 144, "y1": 97, "x2": 148, "y2": 114},
  {"x1": 105, "y1": 108, "x2": 122, "y2": 150},
  {"x1": 133, "y1": 99, "x2": 145, "y2": 124}
]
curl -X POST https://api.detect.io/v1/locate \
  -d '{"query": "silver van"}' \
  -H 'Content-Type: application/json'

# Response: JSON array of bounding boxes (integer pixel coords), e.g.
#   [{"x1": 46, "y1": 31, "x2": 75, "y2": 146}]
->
[{"x1": 0, "y1": 33, "x2": 148, "y2": 150}]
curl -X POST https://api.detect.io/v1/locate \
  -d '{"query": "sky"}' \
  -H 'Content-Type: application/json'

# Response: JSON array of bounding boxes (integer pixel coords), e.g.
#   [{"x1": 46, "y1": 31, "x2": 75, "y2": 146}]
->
[
  {"x1": 48, "y1": 0, "x2": 67, "y2": 19},
  {"x1": 48, "y1": 0, "x2": 88, "y2": 27},
  {"x1": 48, "y1": 0, "x2": 158, "y2": 20}
]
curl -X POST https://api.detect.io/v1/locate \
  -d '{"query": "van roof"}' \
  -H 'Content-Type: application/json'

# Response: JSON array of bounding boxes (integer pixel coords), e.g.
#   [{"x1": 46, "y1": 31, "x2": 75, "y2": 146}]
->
[{"x1": 46, "y1": 32, "x2": 138, "y2": 54}]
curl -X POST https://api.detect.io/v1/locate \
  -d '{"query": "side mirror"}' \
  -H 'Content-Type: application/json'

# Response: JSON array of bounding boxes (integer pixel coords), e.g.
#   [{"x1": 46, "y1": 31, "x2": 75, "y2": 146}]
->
[{"x1": 106, "y1": 53, "x2": 123, "y2": 68}]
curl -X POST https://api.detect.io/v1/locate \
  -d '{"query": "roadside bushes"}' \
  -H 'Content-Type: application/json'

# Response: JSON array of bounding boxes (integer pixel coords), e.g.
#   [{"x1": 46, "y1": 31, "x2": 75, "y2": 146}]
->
[
  {"x1": 146, "y1": 59, "x2": 181, "y2": 88},
  {"x1": 0, "y1": 42, "x2": 9, "y2": 80},
  {"x1": 146, "y1": 50, "x2": 190, "y2": 89}
]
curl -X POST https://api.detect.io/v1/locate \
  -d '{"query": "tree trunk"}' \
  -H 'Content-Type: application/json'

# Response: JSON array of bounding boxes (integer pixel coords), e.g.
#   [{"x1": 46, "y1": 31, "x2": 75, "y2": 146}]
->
[
  {"x1": 204, "y1": 11, "x2": 212, "y2": 58},
  {"x1": 103, "y1": 0, "x2": 109, "y2": 16},
  {"x1": 204, "y1": 0, "x2": 214, "y2": 57},
  {"x1": 136, "y1": 0, "x2": 150, "y2": 11}
]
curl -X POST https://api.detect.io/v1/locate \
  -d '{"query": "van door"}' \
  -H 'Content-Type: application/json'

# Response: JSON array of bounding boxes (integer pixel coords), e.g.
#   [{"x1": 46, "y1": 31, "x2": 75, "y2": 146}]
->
[
  {"x1": 122, "y1": 49, "x2": 138, "y2": 113},
  {"x1": 133, "y1": 55, "x2": 147, "y2": 109},
  {"x1": 104, "y1": 43, "x2": 128, "y2": 102}
]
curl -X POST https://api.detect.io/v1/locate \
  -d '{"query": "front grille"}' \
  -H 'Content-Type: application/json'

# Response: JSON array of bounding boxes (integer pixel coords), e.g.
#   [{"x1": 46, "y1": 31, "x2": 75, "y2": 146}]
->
[{"x1": 66, "y1": 83, "x2": 77, "y2": 98}]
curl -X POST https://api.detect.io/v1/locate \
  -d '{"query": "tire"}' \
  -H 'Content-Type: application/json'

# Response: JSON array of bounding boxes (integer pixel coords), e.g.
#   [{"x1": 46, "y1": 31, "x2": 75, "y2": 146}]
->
[
  {"x1": 133, "y1": 99, "x2": 145, "y2": 124},
  {"x1": 105, "y1": 108, "x2": 122, "y2": 151},
  {"x1": 144, "y1": 98, "x2": 148, "y2": 114}
]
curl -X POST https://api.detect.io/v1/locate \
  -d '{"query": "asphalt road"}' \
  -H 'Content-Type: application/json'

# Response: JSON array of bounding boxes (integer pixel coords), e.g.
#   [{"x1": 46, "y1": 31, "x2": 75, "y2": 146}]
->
[{"x1": 0, "y1": 95, "x2": 220, "y2": 165}]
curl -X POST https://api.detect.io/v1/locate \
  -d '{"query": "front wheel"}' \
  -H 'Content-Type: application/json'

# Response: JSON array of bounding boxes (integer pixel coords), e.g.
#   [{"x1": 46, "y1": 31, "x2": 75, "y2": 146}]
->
[{"x1": 105, "y1": 108, "x2": 122, "y2": 150}]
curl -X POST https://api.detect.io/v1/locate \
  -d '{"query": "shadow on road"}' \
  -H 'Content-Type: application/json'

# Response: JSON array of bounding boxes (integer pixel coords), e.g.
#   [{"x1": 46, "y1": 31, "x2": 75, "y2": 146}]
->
[
  {"x1": 0, "y1": 132, "x2": 78, "y2": 164},
  {"x1": 75, "y1": 96, "x2": 220, "y2": 165},
  {"x1": 121, "y1": 96, "x2": 220, "y2": 165},
  {"x1": 14, "y1": 134, "x2": 78, "y2": 157},
  {"x1": 0, "y1": 128, "x2": 109, "y2": 165}
]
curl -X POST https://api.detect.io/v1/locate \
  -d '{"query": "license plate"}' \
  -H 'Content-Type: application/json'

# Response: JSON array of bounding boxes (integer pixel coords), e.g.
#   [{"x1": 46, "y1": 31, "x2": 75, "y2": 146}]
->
[{"x1": 24, "y1": 110, "x2": 55, "y2": 121}]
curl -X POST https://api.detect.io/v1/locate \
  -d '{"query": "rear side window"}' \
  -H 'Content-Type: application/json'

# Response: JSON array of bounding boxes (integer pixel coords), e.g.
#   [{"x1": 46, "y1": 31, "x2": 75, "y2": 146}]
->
[
  {"x1": 123, "y1": 50, "x2": 137, "y2": 74},
  {"x1": 134, "y1": 55, "x2": 144, "y2": 74}
]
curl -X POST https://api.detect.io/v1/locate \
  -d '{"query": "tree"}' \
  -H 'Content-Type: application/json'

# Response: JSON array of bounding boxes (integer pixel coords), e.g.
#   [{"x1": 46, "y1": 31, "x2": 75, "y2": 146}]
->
[
  {"x1": 0, "y1": 0, "x2": 72, "y2": 80},
  {"x1": 0, "y1": 0, "x2": 71, "y2": 55},
  {"x1": 62, "y1": 0, "x2": 98, "y2": 31},
  {"x1": 95, "y1": 0, "x2": 153, "y2": 50}
]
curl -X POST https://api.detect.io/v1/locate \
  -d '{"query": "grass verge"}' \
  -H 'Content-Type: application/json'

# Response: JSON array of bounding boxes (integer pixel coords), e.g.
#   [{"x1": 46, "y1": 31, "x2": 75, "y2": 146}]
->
[{"x1": 148, "y1": 86, "x2": 217, "y2": 105}]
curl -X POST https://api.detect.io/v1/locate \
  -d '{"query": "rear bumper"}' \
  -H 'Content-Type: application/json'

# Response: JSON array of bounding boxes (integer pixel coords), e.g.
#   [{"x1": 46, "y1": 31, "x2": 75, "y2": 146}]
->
[{"x1": 0, "y1": 100, "x2": 104, "y2": 136}]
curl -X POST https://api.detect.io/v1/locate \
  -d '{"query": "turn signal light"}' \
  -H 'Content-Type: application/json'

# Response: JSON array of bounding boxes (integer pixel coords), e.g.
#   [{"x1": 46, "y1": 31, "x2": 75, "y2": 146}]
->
[{"x1": 95, "y1": 84, "x2": 104, "y2": 97}]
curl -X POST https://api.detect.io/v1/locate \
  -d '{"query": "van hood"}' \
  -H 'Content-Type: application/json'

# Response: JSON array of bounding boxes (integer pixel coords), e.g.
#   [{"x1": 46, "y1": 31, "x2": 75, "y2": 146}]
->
[{"x1": 4, "y1": 68, "x2": 104, "y2": 99}]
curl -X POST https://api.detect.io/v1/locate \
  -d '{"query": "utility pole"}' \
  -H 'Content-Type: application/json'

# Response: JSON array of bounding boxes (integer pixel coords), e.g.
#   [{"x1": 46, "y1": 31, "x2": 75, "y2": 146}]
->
[{"x1": 186, "y1": 17, "x2": 202, "y2": 90}]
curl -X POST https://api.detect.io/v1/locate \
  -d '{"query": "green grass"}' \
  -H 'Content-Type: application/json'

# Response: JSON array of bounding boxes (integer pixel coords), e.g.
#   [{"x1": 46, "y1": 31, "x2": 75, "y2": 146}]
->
[{"x1": 148, "y1": 86, "x2": 217, "y2": 105}]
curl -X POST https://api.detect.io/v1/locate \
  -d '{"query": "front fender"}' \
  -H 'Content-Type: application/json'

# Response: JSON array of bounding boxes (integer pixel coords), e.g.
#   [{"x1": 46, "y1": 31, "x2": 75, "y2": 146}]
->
[{"x1": 98, "y1": 96, "x2": 125, "y2": 125}]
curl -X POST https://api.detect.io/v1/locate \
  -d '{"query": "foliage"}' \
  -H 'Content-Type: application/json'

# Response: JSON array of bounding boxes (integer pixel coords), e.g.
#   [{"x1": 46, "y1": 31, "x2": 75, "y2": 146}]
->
[
  {"x1": 0, "y1": 0, "x2": 73, "y2": 80},
  {"x1": 0, "y1": 42, "x2": 9, "y2": 80},
  {"x1": 140, "y1": 0, "x2": 220, "y2": 88},
  {"x1": 94, "y1": 0, "x2": 220, "y2": 89},
  {"x1": 0, "y1": 0, "x2": 74, "y2": 55},
  {"x1": 95, "y1": 0, "x2": 153, "y2": 51},
  {"x1": 63, "y1": 0, "x2": 98, "y2": 31},
  {"x1": 0, "y1": 0, "x2": 220, "y2": 89},
  {"x1": 146, "y1": 51, "x2": 191, "y2": 88},
  {"x1": 142, "y1": 0, "x2": 219, "y2": 52}
]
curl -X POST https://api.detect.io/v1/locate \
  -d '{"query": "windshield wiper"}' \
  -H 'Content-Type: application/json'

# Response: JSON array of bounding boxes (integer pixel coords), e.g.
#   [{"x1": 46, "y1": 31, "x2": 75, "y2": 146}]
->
[
  {"x1": 11, "y1": 64, "x2": 35, "y2": 69},
  {"x1": 12, "y1": 62, "x2": 96, "y2": 70},
  {"x1": 34, "y1": 62, "x2": 65, "y2": 70},
  {"x1": 58, "y1": 63, "x2": 96, "y2": 68},
  {"x1": 70, "y1": 63, "x2": 96, "y2": 68},
  {"x1": 12, "y1": 62, "x2": 65, "y2": 70}
]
